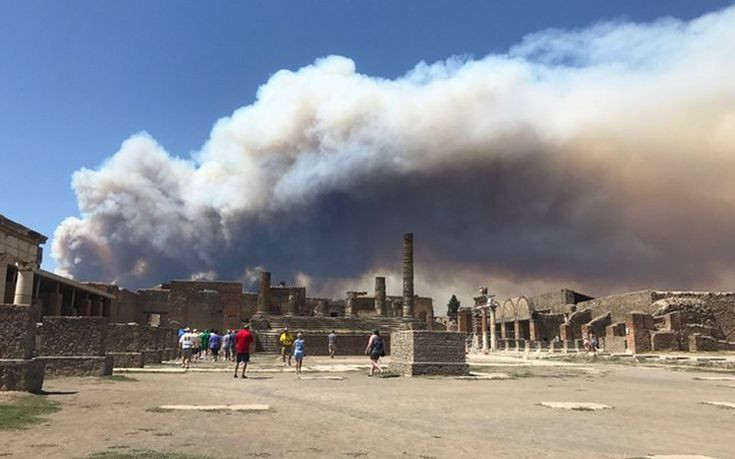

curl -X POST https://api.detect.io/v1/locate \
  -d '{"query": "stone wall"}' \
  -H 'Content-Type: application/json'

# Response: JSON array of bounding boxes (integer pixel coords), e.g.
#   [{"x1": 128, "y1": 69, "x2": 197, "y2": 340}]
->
[
  {"x1": 37, "y1": 316, "x2": 108, "y2": 357},
  {"x1": 577, "y1": 290, "x2": 656, "y2": 322},
  {"x1": 559, "y1": 308, "x2": 592, "y2": 341},
  {"x1": 0, "y1": 304, "x2": 35, "y2": 359},
  {"x1": 528, "y1": 289, "x2": 593, "y2": 314},
  {"x1": 389, "y1": 331, "x2": 468, "y2": 376},
  {"x1": 107, "y1": 323, "x2": 141, "y2": 352},
  {"x1": 255, "y1": 332, "x2": 389, "y2": 356},
  {"x1": 533, "y1": 312, "x2": 565, "y2": 342},
  {"x1": 169, "y1": 281, "x2": 242, "y2": 331}
]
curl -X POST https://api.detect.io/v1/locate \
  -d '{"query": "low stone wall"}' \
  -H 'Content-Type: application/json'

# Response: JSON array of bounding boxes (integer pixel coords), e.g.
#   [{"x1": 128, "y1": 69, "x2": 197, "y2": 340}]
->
[
  {"x1": 0, "y1": 360, "x2": 45, "y2": 392},
  {"x1": 605, "y1": 336, "x2": 628, "y2": 353},
  {"x1": 139, "y1": 326, "x2": 161, "y2": 352},
  {"x1": 689, "y1": 333, "x2": 735, "y2": 352},
  {"x1": 37, "y1": 316, "x2": 107, "y2": 356},
  {"x1": 39, "y1": 356, "x2": 113, "y2": 377},
  {"x1": 107, "y1": 323, "x2": 141, "y2": 353},
  {"x1": 109, "y1": 352, "x2": 144, "y2": 368},
  {"x1": 142, "y1": 350, "x2": 163, "y2": 365},
  {"x1": 389, "y1": 331, "x2": 468, "y2": 376},
  {"x1": 255, "y1": 332, "x2": 389, "y2": 356},
  {"x1": 0, "y1": 305, "x2": 35, "y2": 359}
]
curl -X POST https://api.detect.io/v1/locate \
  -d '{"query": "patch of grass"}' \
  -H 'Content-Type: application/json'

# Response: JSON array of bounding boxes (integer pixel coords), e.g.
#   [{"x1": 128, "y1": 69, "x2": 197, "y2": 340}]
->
[
  {"x1": 88, "y1": 450, "x2": 211, "y2": 459},
  {"x1": 99, "y1": 375, "x2": 139, "y2": 382},
  {"x1": 0, "y1": 395, "x2": 60, "y2": 430}
]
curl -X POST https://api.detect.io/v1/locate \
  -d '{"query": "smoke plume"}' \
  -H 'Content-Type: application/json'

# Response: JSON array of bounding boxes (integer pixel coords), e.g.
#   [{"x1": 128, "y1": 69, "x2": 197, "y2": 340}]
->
[{"x1": 53, "y1": 7, "x2": 735, "y2": 305}]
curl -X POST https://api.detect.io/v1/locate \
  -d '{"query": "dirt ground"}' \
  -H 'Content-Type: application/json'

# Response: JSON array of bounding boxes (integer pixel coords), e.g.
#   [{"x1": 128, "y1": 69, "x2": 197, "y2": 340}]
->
[{"x1": 1, "y1": 354, "x2": 734, "y2": 458}]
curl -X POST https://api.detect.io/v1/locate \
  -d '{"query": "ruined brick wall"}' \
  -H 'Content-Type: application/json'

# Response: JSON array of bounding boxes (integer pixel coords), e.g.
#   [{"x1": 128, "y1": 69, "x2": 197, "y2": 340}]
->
[
  {"x1": 169, "y1": 281, "x2": 242, "y2": 331},
  {"x1": 577, "y1": 290, "x2": 655, "y2": 322},
  {"x1": 116, "y1": 289, "x2": 140, "y2": 324},
  {"x1": 414, "y1": 297, "x2": 434, "y2": 327},
  {"x1": 528, "y1": 289, "x2": 593, "y2": 314},
  {"x1": 653, "y1": 292, "x2": 735, "y2": 341},
  {"x1": 353, "y1": 297, "x2": 376, "y2": 316},
  {"x1": 559, "y1": 308, "x2": 592, "y2": 340},
  {"x1": 37, "y1": 316, "x2": 107, "y2": 356},
  {"x1": 137, "y1": 288, "x2": 169, "y2": 325},
  {"x1": 268, "y1": 287, "x2": 306, "y2": 315},
  {"x1": 533, "y1": 312, "x2": 565, "y2": 341},
  {"x1": 242, "y1": 293, "x2": 257, "y2": 321},
  {"x1": 0, "y1": 304, "x2": 35, "y2": 359},
  {"x1": 625, "y1": 312, "x2": 654, "y2": 354}
]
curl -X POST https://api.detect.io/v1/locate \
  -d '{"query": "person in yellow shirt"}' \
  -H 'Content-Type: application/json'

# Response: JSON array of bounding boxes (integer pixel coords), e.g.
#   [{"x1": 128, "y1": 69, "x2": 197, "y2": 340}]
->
[{"x1": 279, "y1": 328, "x2": 295, "y2": 367}]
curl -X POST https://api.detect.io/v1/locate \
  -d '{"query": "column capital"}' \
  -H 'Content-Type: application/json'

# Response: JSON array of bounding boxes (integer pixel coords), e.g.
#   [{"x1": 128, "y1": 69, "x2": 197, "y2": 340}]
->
[{"x1": 14, "y1": 260, "x2": 38, "y2": 272}]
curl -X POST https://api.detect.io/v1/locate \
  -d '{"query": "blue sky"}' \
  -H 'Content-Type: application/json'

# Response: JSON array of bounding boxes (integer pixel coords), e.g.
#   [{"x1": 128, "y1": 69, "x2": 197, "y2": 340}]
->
[{"x1": 1, "y1": 0, "x2": 733, "y2": 272}]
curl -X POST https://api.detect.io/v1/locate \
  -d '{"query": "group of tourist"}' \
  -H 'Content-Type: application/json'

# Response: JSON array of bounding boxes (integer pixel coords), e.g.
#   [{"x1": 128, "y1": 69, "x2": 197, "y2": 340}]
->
[{"x1": 178, "y1": 324, "x2": 387, "y2": 377}]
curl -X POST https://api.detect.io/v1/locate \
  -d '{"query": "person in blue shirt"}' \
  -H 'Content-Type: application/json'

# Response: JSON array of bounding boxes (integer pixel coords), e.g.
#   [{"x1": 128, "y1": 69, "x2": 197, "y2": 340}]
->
[
  {"x1": 293, "y1": 333, "x2": 305, "y2": 375},
  {"x1": 208, "y1": 330, "x2": 222, "y2": 362}
]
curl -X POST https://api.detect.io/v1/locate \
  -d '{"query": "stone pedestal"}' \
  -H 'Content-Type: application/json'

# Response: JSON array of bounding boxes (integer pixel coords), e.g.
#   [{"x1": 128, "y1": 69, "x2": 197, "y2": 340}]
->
[
  {"x1": 389, "y1": 331, "x2": 469, "y2": 376},
  {"x1": 37, "y1": 316, "x2": 114, "y2": 376},
  {"x1": 0, "y1": 304, "x2": 45, "y2": 392}
]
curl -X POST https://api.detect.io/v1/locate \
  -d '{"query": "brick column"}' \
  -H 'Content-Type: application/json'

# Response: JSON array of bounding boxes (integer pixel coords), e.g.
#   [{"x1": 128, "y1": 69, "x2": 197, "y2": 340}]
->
[
  {"x1": 402, "y1": 233, "x2": 414, "y2": 318},
  {"x1": 256, "y1": 271, "x2": 270, "y2": 315},
  {"x1": 374, "y1": 277, "x2": 386, "y2": 316},
  {"x1": 345, "y1": 291, "x2": 358, "y2": 317}
]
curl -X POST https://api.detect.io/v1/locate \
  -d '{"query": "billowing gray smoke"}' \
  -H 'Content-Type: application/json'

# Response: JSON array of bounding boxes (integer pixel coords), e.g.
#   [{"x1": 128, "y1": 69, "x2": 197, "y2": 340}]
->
[{"x1": 53, "y1": 7, "x2": 735, "y2": 303}]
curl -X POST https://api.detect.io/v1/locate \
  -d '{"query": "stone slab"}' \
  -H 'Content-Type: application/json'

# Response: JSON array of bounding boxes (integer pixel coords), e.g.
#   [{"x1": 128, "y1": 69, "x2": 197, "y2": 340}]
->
[
  {"x1": 693, "y1": 376, "x2": 735, "y2": 381},
  {"x1": 39, "y1": 355, "x2": 113, "y2": 377},
  {"x1": 298, "y1": 376, "x2": 345, "y2": 380},
  {"x1": 539, "y1": 402, "x2": 613, "y2": 411},
  {"x1": 108, "y1": 352, "x2": 144, "y2": 368},
  {"x1": 157, "y1": 404, "x2": 270, "y2": 411},
  {"x1": 701, "y1": 401, "x2": 735, "y2": 409},
  {"x1": 390, "y1": 361, "x2": 470, "y2": 377},
  {"x1": 0, "y1": 359, "x2": 45, "y2": 392},
  {"x1": 457, "y1": 372, "x2": 511, "y2": 380},
  {"x1": 142, "y1": 350, "x2": 163, "y2": 366}
]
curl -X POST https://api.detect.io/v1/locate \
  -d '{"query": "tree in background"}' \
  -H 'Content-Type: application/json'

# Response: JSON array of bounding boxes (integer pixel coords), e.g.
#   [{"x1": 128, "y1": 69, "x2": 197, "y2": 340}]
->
[{"x1": 447, "y1": 294, "x2": 460, "y2": 317}]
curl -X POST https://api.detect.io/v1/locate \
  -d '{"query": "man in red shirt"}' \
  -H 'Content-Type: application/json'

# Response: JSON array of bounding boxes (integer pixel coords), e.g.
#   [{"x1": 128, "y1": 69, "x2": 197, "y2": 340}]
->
[{"x1": 234, "y1": 323, "x2": 254, "y2": 378}]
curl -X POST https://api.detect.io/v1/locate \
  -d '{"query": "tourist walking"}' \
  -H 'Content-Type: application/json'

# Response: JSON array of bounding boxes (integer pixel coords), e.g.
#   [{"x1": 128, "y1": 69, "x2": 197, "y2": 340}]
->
[
  {"x1": 222, "y1": 330, "x2": 231, "y2": 361},
  {"x1": 365, "y1": 329, "x2": 385, "y2": 377},
  {"x1": 179, "y1": 327, "x2": 195, "y2": 369},
  {"x1": 279, "y1": 328, "x2": 294, "y2": 367},
  {"x1": 328, "y1": 330, "x2": 337, "y2": 358},
  {"x1": 293, "y1": 333, "x2": 305, "y2": 374},
  {"x1": 192, "y1": 328, "x2": 202, "y2": 360},
  {"x1": 200, "y1": 329, "x2": 211, "y2": 360},
  {"x1": 234, "y1": 324, "x2": 254, "y2": 378},
  {"x1": 209, "y1": 330, "x2": 222, "y2": 361}
]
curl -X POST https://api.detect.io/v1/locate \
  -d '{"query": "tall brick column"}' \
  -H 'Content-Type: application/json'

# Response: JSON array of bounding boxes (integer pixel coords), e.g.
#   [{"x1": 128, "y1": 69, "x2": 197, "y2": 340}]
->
[
  {"x1": 374, "y1": 276, "x2": 386, "y2": 316},
  {"x1": 402, "y1": 233, "x2": 414, "y2": 318},
  {"x1": 256, "y1": 271, "x2": 270, "y2": 315}
]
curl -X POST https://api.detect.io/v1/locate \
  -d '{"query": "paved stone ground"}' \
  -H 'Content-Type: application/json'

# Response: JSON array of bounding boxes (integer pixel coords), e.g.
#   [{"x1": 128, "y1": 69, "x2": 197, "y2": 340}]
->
[{"x1": 1, "y1": 354, "x2": 734, "y2": 458}]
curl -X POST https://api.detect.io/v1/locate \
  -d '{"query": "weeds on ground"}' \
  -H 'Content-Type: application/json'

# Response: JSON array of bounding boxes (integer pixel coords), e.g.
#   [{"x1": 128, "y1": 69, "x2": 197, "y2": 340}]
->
[{"x1": 0, "y1": 394, "x2": 60, "y2": 430}]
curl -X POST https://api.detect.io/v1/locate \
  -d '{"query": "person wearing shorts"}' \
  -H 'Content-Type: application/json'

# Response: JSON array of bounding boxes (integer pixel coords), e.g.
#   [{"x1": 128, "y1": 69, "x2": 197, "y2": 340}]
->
[
  {"x1": 234, "y1": 324, "x2": 254, "y2": 378},
  {"x1": 293, "y1": 333, "x2": 305, "y2": 375},
  {"x1": 178, "y1": 328, "x2": 195, "y2": 369},
  {"x1": 328, "y1": 330, "x2": 337, "y2": 358},
  {"x1": 279, "y1": 328, "x2": 294, "y2": 367}
]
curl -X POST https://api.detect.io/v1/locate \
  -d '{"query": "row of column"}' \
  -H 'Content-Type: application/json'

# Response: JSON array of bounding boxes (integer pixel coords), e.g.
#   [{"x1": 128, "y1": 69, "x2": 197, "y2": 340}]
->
[{"x1": 0, "y1": 256, "x2": 36, "y2": 306}]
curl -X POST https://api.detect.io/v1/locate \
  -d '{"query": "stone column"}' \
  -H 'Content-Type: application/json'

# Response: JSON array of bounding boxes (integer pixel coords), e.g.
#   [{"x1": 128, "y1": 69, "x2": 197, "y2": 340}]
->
[
  {"x1": 345, "y1": 292, "x2": 358, "y2": 317},
  {"x1": 13, "y1": 262, "x2": 35, "y2": 306},
  {"x1": 256, "y1": 271, "x2": 271, "y2": 315},
  {"x1": 489, "y1": 304, "x2": 498, "y2": 351},
  {"x1": 374, "y1": 276, "x2": 386, "y2": 316},
  {"x1": 481, "y1": 307, "x2": 489, "y2": 353},
  {"x1": 402, "y1": 233, "x2": 414, "y2": 318},
  {"x1": 285, "y1": 292, "x2": 297, "y2": 316},
  {"x1": 0, "y1": 256, "x2": 9, "y2": 304},
  {"x1": 315, "y1": 299, "x2": 329, "y2": 317}
]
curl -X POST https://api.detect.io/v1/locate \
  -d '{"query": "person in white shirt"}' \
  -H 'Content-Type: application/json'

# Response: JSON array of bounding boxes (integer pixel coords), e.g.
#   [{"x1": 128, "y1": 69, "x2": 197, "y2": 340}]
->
[{"x1": 179, "y1": 328, "x2": 196, "y2": 369}]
